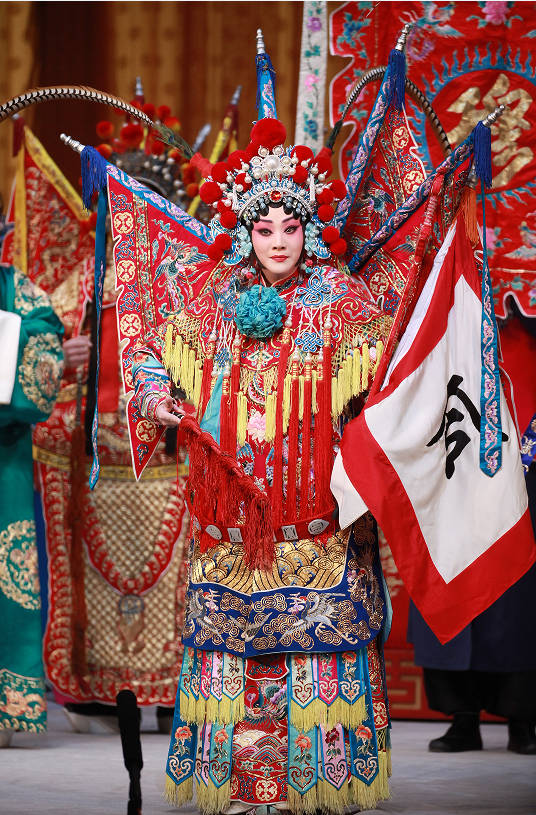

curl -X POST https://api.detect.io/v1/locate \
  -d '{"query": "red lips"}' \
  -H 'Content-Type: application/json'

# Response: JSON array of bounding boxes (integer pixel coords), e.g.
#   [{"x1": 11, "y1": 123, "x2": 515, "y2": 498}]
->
[{"x1": 270, "y1": 255, "x2": 289, "y2": 262}]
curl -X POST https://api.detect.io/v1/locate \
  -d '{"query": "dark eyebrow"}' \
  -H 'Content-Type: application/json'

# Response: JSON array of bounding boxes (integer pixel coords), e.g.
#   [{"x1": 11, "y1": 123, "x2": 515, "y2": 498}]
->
[{"x1": 256, "y1": 217, "x2": 297, "y2": 224}]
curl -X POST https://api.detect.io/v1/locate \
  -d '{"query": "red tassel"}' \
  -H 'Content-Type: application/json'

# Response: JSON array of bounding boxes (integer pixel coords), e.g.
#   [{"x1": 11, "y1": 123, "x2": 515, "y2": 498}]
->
[
  {"x1": 299, "y1": 356, "x2": 313, "y2": 518},
  {"x1": 219, "y1": 365, "x2": 232, "y2": 453},
  {"x1": 285, "y1": 352, "x2": 301, "y2": 521},
  {"x1": 314, "y1": 320, "x2": 333, "y2": 514},
  {"x1": 67, "y1": 413, "x2": 88, "y2": 678},
  {"x1": 179, "y1": 415, "x2": 274, "y2": 570},
  {"x1": 271, "y1": 321, "x2": 291, "y2": 528},
  {"x1": 228, "y1": 334, "x2": 241, "y2": 453}
]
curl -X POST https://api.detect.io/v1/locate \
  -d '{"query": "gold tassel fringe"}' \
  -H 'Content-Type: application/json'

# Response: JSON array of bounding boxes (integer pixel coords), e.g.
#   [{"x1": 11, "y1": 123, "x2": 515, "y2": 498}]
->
[
  {"x1": 349, "y1": 750, "x2": 391, "y2": 811},
  {"x1": 287, "y1": 785, "x2": 319, "y2": 814},
  {"x1": 264, "y1": 392, "x2": 276, "y2": 443},
  {"x1": 283, "y1": 374, "x2": 292, "y2": 433},
  {"x1": 164, "y1": 775, "x2": 193, "y2": 808},
  {"x1": 361, "y1": 342, "x2": 370, "y2": 391},
  {"x1": 290, "y1": 697, "x2": 365, "y2": 731}
]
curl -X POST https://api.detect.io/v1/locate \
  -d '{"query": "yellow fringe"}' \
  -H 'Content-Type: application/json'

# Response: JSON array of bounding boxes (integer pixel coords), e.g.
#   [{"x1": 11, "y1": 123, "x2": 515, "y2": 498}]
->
[
  {"x1": 312, "y1": 370, "x2": 318, "y2": 414},
  {"x1": 163, "y1": 323, "x2": 174, "y2": 371},
  {"x1": 196, "y1": 779, "x2": 210, "y2": 812},
  {"x1": 237, "y1": 392, "x2": 248, "y2": 448},
  {"x1": 202, "y1": 778, "x2": 231, "y2": 814},
  {"x1": 287, "y1": 784, "x2": 319, "y2": 814},
  {"x1": 179, "y1": 690, "x2": 189, "y2": 720},
  {"x1": 349, "y1": 750, "x2": 391, "y2": 811},
  {"x1": 290, "y1": 699, "x2": 323, "y2": 733},
  {"x1": 387, "y1": 746, "x2": 392, "y2": 777},
  {"x1": 374, "y1": 340, "x2": 383, "y2": 375},
  {"x1": 205, "y1": 694, "x2": 220, "y2": 725},
  {"x1": 164, "y1": 775, "x2": 193, "y2": 808},
  {"x1": 170, "y1": 335, "x2": 183, "y2": 387},
  {"x1": 352, "y1": 347, "x2": 361, "y2": 397},
  {"x1": 361, "y1": 342, "x2": 370, "y2": 391},
  {"x1": 331, "y1": 376, "x2": 339, "y2": 423},
  {"x1": 326, "y1": 694, "x2": 366, "y2": 729},
  {"x1": 283, "y1": 374, "x2": 292, "y2": 434},
  {"x1": 193, "y1": 359, "x2": 203, "y2": 409},
  {"x1": 264, "y1": 392, "x2": 276, "y2": 443},
  {"x1": 317, "y1": 777, "x2": 349, "y2": 814}
]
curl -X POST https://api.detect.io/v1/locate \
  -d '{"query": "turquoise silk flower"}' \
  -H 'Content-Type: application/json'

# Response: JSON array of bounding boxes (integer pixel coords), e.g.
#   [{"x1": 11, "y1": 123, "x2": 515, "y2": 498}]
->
[{"x1": 234, "y1": 284, "x2": 286, "y2": 339}]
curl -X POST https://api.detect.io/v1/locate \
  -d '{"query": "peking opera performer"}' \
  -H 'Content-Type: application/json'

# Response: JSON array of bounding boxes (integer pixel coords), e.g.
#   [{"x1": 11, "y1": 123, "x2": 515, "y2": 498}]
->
[{"x1": 130, "y1": 57, "x2": 393, "y2": 815}]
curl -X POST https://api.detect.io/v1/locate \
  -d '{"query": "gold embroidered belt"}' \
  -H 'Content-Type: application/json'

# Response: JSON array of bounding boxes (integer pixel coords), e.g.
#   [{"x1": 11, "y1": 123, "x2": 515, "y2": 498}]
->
[{"x1": 32, "y1": 445, "x2": 188, "y2": 480}]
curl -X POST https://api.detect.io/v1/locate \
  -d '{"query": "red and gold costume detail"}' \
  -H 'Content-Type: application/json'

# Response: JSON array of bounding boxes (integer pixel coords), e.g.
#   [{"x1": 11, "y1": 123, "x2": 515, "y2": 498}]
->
[{"x1": 1, "y1": 126, "x2": 190, "y2": 707}]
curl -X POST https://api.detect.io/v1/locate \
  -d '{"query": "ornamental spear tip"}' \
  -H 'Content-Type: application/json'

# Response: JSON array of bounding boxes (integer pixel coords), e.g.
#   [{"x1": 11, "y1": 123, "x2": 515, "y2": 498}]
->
[
  {"x1": 256, "y1": 29, "x2": 266, "y2": 55},
  {"x1": 395, "y1": 23, "x2": 411, "y2": 52},
  {"x1": 482, "y1": 104, "x2": 505, "y2": 127},
  {"x1": 60, "y1": 133, "x2": 85, "y2": 154}
]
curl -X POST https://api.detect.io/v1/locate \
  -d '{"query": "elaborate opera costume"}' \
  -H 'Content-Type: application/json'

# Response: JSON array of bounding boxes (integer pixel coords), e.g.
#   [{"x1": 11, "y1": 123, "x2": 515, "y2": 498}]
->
[
  {"x1": 0, "y1": 265, "x2": 64, "y2": 740},
  {"x1": 119, "y1": 46, "x2": 395, "y2": 812},
  {"x1": 0, "y1": 105, "x2": 197, "y2": 719}
]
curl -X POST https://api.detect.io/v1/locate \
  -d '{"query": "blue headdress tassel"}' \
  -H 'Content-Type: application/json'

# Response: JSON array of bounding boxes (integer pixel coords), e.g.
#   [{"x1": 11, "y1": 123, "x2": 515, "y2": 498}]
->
[
  {"x1": 88, "y1": 188, "x2": 108, "y2": 489},
  {"x1": 387, "y1": 48, "x2": 405, "y2": 111},
  {"x1": 472, "y1": 121, "x2": 492, "y2": 189},
  {"x1": 81, "y1": 146, "x2": 108, "y2": 210},
  {"x1": 256, "y1": 53, "x2": 277, "y2": 119}
]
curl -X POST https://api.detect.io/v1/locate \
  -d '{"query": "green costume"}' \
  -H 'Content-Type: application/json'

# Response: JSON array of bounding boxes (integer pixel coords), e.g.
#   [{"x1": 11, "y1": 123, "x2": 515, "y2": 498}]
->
[{"x1": 0, "y1": 266, "x2": 64, "y2": 734}]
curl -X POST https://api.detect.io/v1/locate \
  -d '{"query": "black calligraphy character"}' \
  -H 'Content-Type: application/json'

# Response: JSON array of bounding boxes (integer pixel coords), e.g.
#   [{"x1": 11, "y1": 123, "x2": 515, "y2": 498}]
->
[{"x1": 427, "y1": 375, "x2": 482, "y2": 479}]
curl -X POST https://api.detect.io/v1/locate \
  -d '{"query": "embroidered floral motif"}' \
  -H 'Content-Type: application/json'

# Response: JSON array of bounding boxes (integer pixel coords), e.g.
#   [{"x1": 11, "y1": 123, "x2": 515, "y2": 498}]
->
[
  {"x1": 19, "y1": 333, "x2": 64, "y2": 414},
  {"x1": 13, "y1": 269, "x2": 51, "y2": 316},
  {"x1": 0, "y1": 520, "x2": 40, "y2": 610},
  {"x1": 0, "y1": 669, "x2": 46, "y2": 732}
]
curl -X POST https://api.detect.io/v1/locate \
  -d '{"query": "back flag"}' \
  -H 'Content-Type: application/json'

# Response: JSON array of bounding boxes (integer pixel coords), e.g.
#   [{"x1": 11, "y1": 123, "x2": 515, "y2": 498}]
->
[{"x1": 332, "y1": 219, "x2": 536, "y2": 644}]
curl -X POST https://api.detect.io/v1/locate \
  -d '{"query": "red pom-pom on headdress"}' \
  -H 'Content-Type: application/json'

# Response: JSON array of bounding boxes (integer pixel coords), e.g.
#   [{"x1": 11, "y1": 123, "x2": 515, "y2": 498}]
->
[
  {"x1": 214, "y1": 233, "x2": 232, "y2": 251},
  {"x1": 207, "y1": 245, "x2": 224, "y2": 263},
  {"x1": 235, "y1": 172, "x2": 251, "y2": 192},
  {"x1": 181, "y1": 163, "x2": 196, "y2": 185},
  {"x1": 317, "y1": 189, "x2": 334, "y2": 205},
  {"x1": 291, "y1": 145, "x2": 314, "y2": 164},
  {"x1": 151, "y1": 140, "x2": 165, "y2": 156},
  {"x1": 186, "y1": 183, "x2": 199, "y2": 198},
  {"x1": 217, "y1": 199, "x2": 231, "y2": 214},
  {"x1": 293, "y1": 166, "x2": 308, "y2": 185},
  {"x1": 120, "y1": 123, "x2": 144, "y2": 148},
  {"x1": 220, "y1": 211, "x2": 238, "y2": 229},
  {"x1": 330, "y1": 238, "x2": 347, "y2": 256},
  {"x1": 96, "y1": 121, "x2": 114, "y2": 140},
  {"x1": 157, "y1": 104, "x2": 171, "y2": 121},
  {"x1": 250, "y1": 118, "x2": 286, "y2": 150},
  {"x1": 200, "y1": 181, "x2": 223, "y2": 205},
  {"x1": 211, "y1": 162, "x2": 229, "y2": 184},
  {"x1": 329, "y1": 179, "x2": 347, "y2": 200},
  {"x1": 313, "y1": 147, "x2": 333, "y2": 177},
  {"x1": 245, "y1": 141, "x2": 260, "y2": 159},
  {"x1": 317, "y1": 204, "x2": 335, "y2": 223},
  {"x1": 142, "y1": 103, "x2": 156, "y2": 120},
  {"x1": 322, "y1": 226, "x2": 339, "y2": 244},
  {"x1": 191, "y1": 152, "x2": 213, "y2": 179},
  {"x1": 228, "y1": 150, "x2": 249, "y2": 171},
  {"x1": 169, "y1": 149, "x2": 184, "y2": 164}
]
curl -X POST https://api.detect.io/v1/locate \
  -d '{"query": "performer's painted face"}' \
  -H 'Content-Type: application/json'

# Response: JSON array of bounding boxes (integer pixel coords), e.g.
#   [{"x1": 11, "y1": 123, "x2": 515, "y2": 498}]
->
[{"x1": 251, "y1": 206, "x2": 304, "y2": 285}]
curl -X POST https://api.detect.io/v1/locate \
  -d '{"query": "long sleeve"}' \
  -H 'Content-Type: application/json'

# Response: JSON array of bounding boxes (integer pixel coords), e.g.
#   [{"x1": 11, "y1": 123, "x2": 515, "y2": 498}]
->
[
  {"x1": 132, "y1": 350, "x2": 173, "y2": 423},
  {"x1": 0, "y1": 266, "x2": 64, "y2": 427}
]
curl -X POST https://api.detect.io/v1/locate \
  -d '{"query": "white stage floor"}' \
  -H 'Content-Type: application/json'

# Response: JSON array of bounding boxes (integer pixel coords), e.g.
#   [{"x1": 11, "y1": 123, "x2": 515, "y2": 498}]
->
[{"x1": 1, "y1": 696, "x2": 535, "y2": 814}]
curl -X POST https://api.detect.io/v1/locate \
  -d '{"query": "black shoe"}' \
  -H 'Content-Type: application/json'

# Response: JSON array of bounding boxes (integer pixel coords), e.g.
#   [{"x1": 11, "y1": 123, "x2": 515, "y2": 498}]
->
[
  {"x1": 429, "y1": 712, "x2": 483, "y2": 753},
  {"x1": 507, "y1": 719, "x2": 536, "y2": 755}
]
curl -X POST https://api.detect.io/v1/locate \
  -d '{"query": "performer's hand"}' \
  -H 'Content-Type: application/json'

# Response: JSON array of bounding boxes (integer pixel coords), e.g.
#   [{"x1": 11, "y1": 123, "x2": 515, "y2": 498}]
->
[
  {"x1": 63, "y1": 336, "x2": 92, "y2": 368},
  {"x1": 155, "y1": 395, "x2": 184, "y2": 427}
]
